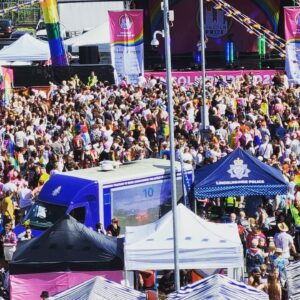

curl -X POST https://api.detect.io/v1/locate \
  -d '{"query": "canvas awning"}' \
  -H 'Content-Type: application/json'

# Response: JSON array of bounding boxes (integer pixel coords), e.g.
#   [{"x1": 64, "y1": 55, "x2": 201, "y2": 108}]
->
[
  {"x1": 0, "y1": 34, "x2": 50, "y2": 61},
  {"x1": 51, "y1": 276, "x2": 146, "y2": 300},
  {"x1": 167, "y1": 274, "x2": 269, "y2": 300},
  {"x1": 194, "y1": 147, "x2": 288, "y2": 198},
  {"x1": 125, "y1": 204, "x2": 243, "y2": 271}
]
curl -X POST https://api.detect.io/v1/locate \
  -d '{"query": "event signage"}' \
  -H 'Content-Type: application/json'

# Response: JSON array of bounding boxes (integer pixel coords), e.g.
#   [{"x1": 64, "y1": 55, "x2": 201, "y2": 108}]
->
[
  {"x1": 284, "y1": 7, "x2": 300, "y2": 83},
  {"x1": 108, "y1": 10, "x2": 144, "y2": 85},
  {"x1": 1, "y1": 67, "x2": 13, "y2": 107},
  {"x1": 144, "y1": 70, "x2": 278, "y2": 86}
]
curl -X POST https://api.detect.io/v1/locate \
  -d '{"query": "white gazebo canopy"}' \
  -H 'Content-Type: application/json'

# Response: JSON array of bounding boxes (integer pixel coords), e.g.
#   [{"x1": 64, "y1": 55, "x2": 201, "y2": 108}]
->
[
  {"x1": 64, "y1": 22, "x2": 110, "y2": 52},
  {"x1": 0, "y1": 34, "x2": 50, "y2": 61},
  {"x1": 125, "y1": 204, "x2": 243, "y2": 271}
]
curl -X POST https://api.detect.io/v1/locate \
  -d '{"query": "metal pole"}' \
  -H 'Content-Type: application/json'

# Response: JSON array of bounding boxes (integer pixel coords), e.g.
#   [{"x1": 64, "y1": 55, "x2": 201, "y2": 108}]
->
[
  {"x1": 199, "y1": 0, "x2": 208, "y2": 130},
  {"x1": 163, "y1": 0, "x2": 180, "y2": 291}
]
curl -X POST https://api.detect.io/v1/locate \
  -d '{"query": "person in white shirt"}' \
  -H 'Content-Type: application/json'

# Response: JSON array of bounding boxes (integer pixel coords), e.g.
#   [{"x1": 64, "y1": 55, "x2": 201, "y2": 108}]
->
[
  {"x1": 257, "y1": 136, "x2": 273, "y2": 160},
  {"x1": 148, "y1": 75, "x2": 157, "y2": 88},
  {"x1": 274, "y1": 222, "x2": 297, "y2": 259},
  {"x1": 138, "y1": 73, "x2": 147, "y2": 88},
  {"x1": 18, "y1": 183, "x2": 33, "y2": 216}
]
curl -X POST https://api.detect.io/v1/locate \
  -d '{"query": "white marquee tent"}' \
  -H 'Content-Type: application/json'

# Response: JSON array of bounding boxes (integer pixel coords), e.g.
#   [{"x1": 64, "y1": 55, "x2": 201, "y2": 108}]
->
[
  {"x1": 124, "y1": 204, "x2": 244, "y2": 272},
  {"x1": 51, "y1": 276, "x2": 146, "y2": 300},
  {"x1": 0, "y1": 34, "x2": 50, "y2": 61},
  {"x1": 167, "y1": 274, "x2": 269, "y2": 300},
  {"x1": 64, "y1": 22, "x2": 110, "y2": 52}
]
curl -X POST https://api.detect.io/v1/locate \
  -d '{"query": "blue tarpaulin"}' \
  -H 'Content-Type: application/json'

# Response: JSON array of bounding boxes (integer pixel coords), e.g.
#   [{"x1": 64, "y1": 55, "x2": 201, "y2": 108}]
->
[{"x1": 194, "y1": 148, "x2": 288, "y2": 198}]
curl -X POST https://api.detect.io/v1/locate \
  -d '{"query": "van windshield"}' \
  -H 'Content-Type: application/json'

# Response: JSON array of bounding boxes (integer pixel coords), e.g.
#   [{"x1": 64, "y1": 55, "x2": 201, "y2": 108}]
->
[{"x1": 23, "y1": 201, "x2": 67, "y2": 229}]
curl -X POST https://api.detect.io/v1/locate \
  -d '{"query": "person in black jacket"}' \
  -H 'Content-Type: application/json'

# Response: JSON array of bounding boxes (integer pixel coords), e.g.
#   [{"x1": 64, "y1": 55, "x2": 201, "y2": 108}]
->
[{"x1": 106, "y1": 217, "x2": 121, "y2": 237}]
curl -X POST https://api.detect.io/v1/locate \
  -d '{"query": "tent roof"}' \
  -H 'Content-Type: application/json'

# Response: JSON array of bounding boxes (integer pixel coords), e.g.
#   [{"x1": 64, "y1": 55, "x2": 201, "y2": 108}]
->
[
  {"x1": 0, "y1": 34, "x2": 50, "y2": 61},
  {"x1": 125, "y1": 204, "x2": 243, "y2": 270},
  {"x1": 286, "y1": 260, "x2": 300, "y2": 299},
  {"x1": 10, "y1": 215, "x2": 124, "y2": 274},
  {"x1": 52, "y1": 276, "x2": 146, "y2": 300},
  {"x1": 167, "y1": 274, "x2": 269, "y2": 300},
  {"x1": 194, "y1": 147, "x2": 288, "y2": 198},
  {"x1": 64, "y1": 22, "x2": 110, "y2": 51}
]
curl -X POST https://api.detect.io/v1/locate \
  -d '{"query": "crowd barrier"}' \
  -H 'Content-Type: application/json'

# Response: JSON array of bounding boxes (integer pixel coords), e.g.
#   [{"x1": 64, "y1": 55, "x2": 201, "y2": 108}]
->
[{"x1": 10, "y1": 64, "x2": 115, "y2": 87}]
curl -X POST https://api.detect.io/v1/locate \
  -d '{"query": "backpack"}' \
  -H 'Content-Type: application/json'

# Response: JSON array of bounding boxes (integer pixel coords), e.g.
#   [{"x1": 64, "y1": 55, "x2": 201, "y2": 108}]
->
[{"x1": 73, "y1": 135, "x2": 83, "y2": 150}]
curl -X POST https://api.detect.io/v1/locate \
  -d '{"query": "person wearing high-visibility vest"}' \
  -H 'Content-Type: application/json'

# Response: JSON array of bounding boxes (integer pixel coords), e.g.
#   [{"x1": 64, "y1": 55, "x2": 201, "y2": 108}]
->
[
  {"x1": 224, "y1": 196, "x2": 239, "y2": 214},
  {"x1": 290, "y1": 197, "x2": 300, "y2": 252}
]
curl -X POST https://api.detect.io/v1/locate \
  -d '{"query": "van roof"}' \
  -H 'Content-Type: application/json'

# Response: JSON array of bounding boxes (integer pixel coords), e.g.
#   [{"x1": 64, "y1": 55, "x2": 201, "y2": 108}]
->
[{"x1": 63, "y1": 158, "x2": 192, "y2": 185}]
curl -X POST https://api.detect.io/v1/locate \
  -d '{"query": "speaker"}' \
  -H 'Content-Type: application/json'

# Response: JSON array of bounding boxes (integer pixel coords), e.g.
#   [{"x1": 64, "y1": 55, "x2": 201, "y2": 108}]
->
[{"x1": 79, "y1": 46, "x2": 99, "y2": 64}]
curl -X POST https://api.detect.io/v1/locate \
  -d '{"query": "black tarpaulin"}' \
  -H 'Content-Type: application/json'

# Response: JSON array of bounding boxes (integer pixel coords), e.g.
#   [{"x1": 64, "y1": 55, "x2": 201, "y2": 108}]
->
[{"x1": 10, "y1": 215, "x2": 124, "y2": 274}]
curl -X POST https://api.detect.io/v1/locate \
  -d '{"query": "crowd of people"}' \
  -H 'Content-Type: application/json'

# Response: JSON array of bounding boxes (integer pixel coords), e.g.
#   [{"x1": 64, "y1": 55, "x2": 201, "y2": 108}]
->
[{"x1": 0, "y1": 70, "x2": 298, "y2": 299}]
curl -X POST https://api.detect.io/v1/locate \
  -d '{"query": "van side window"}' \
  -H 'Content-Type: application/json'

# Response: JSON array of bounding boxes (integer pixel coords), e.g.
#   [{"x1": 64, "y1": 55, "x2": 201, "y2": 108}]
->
[{"x1": 69, "y1": 207, "x2": 86, "y2": 224}]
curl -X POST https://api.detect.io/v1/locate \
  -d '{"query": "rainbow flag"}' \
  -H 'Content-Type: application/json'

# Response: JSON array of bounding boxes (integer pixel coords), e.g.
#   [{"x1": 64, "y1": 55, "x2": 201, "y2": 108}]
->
[
  {"x1": 41, "y1": 0, "x2": 68, "y2": 66},
  {"x1": 295, "y1": 174, "x2": 300, "y2": 186}
]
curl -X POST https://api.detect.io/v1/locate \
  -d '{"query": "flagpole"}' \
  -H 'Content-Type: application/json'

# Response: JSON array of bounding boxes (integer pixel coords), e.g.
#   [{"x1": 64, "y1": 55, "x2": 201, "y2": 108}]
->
[{"x1": 162, "y1": 0, "x2": 180, "y2": 291}]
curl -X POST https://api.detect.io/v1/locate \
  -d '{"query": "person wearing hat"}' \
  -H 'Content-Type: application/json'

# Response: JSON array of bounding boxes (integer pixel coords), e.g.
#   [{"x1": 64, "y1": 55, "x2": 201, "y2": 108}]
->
[{"x1": 274, "y1": 222, "x2": 297, "y2": 259}]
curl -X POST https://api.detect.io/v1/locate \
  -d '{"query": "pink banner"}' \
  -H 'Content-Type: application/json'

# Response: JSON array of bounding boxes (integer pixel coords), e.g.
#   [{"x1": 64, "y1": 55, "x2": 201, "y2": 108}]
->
[
  {"x1": 108, "y1": 10, "x2": 144, "y2": 85},
  {"x1": 10, "y1": 271, "x2": 123, "y2": 300},
  {"x1": 108, "y1": 10, "x2": 143, "y2": 45},
  {"x1": 1, "y1": 67, "x2": 13, "y2": 89},
  {"x1": 145, "y1": 70, "x2": 278, "y2": 86},
  {"x1": 284, "y1": 8, "x2": 300, "y2": 41}
]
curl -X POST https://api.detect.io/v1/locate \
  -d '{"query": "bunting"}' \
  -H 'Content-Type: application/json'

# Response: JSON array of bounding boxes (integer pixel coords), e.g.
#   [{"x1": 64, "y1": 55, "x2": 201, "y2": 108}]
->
[{"x1": 206, "y1": 0, "x2": 286, "y2": 57}]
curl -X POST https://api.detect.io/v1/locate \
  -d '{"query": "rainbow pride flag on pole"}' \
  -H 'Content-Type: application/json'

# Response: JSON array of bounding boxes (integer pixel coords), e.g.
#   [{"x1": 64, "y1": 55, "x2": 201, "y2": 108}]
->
[{"x1": 41, "y1": 0, "x2": 68, "y2": 66}]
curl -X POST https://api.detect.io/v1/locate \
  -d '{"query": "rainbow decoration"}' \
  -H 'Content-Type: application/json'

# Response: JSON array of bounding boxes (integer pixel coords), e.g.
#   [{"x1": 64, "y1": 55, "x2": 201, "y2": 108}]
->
[
  {"x1": 40, "y1": 0, "x2": 68, "y2": 66},
  {"x1": 149, "y1": 0, "x2": 280, "y2": 33},
  {"x1": 110, "y1": 31, "x2": 144, "y2": 47},
  {"x1": 252, "y1": 0, "x2": 280, "y2": 33},
  {"x1": 295, "y1": 174, "x2": 300, "y2": 186}
]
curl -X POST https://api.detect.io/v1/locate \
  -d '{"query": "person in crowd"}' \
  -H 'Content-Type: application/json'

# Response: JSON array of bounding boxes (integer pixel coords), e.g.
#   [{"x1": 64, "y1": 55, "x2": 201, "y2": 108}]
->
[
  {"x1": 246, "y1": 239, "x2": 264, "y2": 275},
  {"x1": 95, "y1": 222, "x2": 106, "y2": 235},
  {"x1": 274, "y1": 222, "x2": 297, "y2": 259},
  {"x1": 138, "y1": 270, "x2": 155, "y2": 291},
  {"x1": 246, "y1": 224, "x2": 267, "y2": 249},
  {"x1": 1, "y1": 189, "x2": 15, "y2": 227},
  {"x1": 260, "y1": 272, "x2": 282, "y2": 300},
  {"x1": 106, "y1": 217, "x2": 120, "y2": 237},
  {"x1": 1, "y1": 223, "x2": 17, "y2": 262}
]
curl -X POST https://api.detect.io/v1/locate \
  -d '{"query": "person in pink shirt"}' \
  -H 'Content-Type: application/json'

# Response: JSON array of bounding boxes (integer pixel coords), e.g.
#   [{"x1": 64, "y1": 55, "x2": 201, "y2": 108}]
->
[{"x1": 246, "y1": 224, "x2": 267, "y2": 249}]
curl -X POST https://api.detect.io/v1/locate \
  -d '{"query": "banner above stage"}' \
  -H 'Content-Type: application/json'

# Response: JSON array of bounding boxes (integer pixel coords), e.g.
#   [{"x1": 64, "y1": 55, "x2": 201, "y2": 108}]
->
[
  {"x1": 285, "y1": 7, "x2": 300, "y2": 84},
  {"x1": 108, "y1": 10, "x2": 144, "y2": 85}
]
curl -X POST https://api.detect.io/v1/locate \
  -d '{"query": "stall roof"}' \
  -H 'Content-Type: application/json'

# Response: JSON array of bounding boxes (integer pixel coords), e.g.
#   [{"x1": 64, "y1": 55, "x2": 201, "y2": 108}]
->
[
  {"x1": 167, "y1": 274, "x2": 269, "y2": 300},
  {"x1": 10, "y1": 215, "x2": 124, "y2": 274},
  {"x1": 0, "y1": 34, "x2": 50, "y2": 61},
  {"x1": 194, "y1": 147, "x2": 288, "y2": 198},
  {"x1": 52, "y1": 276, "x2": 146, "y2": 300},
  {"x1": 125, "y1": 204, "x2": 243, "y2": 270}
]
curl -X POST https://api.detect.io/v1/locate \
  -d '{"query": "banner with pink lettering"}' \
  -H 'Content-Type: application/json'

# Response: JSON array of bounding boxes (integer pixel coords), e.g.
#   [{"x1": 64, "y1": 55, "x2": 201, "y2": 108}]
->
[
  {"x1": 145, "y1": 70, "x2": 278, "y2": 86},
  {"x1": 284, "y1": 7, "x2": 300, "y2": 84},
  {"x1": 108, "y1": 10, "x2": 144, "y2": 85}
]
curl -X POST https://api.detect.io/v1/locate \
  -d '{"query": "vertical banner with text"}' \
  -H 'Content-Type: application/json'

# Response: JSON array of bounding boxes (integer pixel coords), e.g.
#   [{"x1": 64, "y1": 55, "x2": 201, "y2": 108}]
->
[
  {"x1": 108, "y1": 10, "x2": 144, "y2": 85},
  {"x1": 285, "y1": 7, "x2": 300, "y2": 84}
]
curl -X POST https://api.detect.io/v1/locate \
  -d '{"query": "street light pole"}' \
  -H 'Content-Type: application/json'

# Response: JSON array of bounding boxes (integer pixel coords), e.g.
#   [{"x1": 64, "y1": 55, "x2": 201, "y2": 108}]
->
[
  {"x1": 199, "y1": 0, "x2": 209, "y2": 131},
  {"x1": 162, "y1": 0, "x2": 180, "y2": 291}
]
